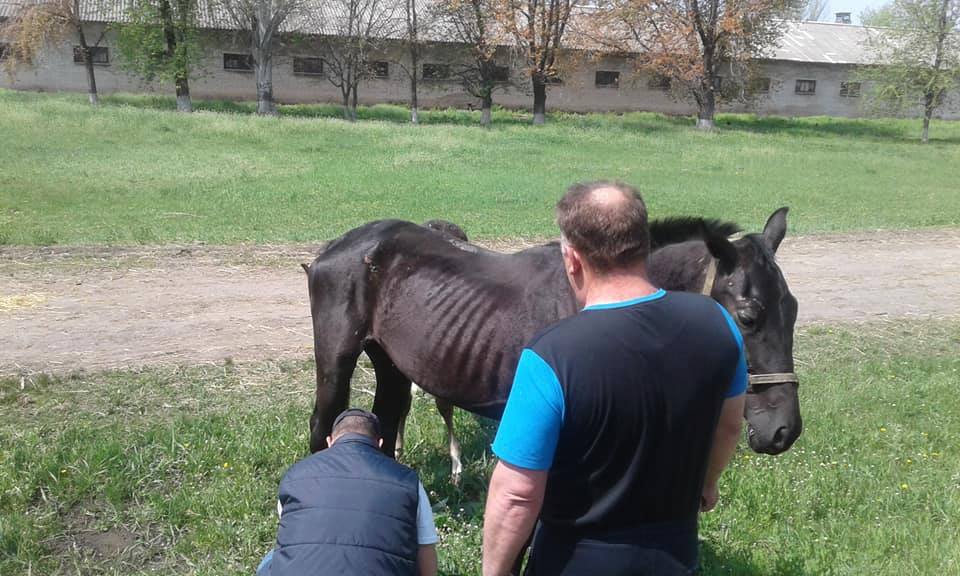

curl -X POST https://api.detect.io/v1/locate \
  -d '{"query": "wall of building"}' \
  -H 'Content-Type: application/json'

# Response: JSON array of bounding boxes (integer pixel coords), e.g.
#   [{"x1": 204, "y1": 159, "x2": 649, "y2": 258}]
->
[{"x1": 2, "y1": 23, "x2": 958, "y2": 120}]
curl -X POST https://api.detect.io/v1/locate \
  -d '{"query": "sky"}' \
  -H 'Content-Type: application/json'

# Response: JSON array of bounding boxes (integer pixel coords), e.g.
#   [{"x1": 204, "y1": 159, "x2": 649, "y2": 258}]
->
[{"x1": 820, "y1": 0, "x2": 890, "y2": 24}]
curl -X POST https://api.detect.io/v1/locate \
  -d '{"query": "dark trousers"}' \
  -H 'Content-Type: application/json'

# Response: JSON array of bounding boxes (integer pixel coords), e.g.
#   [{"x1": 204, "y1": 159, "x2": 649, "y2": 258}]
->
[{"x1": 524, "y1": 523, "x2": 696, "y2": 576}]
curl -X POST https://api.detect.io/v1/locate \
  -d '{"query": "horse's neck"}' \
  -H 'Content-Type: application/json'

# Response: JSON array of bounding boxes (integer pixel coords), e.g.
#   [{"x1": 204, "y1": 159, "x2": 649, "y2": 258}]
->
[{"x1": 648, "y1": 242, "x2": 711, "y2": 294}]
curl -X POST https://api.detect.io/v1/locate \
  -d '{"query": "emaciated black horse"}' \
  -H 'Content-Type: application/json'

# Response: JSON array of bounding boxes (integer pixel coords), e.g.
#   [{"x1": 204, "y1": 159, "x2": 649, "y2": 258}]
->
[{"x1": 303, "y1": 209, "x2": 802, "y2": 463}]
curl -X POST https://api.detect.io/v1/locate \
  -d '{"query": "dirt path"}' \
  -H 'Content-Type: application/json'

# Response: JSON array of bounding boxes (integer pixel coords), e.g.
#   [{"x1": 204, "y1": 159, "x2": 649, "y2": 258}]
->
[{"x1": 2, "y1": 229, "x2": 958, "y2": 375}]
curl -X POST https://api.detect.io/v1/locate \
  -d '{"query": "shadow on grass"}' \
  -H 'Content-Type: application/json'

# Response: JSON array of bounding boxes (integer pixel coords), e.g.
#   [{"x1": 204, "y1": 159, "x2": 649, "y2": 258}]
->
[
  {"x1": 700, "y1": 541, "x2": 807, "y2": 575},
  {"x1": 88, "y1": 92, "x2": 960, "y2": 143}
]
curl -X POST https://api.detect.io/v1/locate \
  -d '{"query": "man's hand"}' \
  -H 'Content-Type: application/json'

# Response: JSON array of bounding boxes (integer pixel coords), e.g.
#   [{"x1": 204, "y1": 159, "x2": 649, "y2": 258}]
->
[{"x1": 700, "y1": 482, "x2": 719, "y2": 512}]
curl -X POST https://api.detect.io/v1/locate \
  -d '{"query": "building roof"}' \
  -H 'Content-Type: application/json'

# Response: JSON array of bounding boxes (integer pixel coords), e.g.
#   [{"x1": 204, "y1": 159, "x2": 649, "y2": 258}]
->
[
  {"x1": 773, "y1": 20, "x2": 873, "y2": 65},
  {"x1": 0, "y1": 0, "x2": 880, "y2": 66}
]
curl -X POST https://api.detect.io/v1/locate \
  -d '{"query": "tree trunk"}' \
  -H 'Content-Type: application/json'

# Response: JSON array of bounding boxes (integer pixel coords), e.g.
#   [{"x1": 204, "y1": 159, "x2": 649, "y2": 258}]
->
[
  {"x1": 160, "y1": 0, "x2": 192, "y2": 113},
  {"x1": 697, "y1": 85, "x2": 716, "y2": 131},
  {"x1": 481, "y1": 93, "x2": 492, "y2": 127},
  {"x1": 350, "y1": 84, "x2": 359, "y2": 121},
  {"x1": 342, "y1": 90, "x2": 352, "y2": 120},
  {"x1": 255, "y1": 57, "x2": 276, "y2": 115},
  {"x1": 175, "y1": 76, "x2": 192, "y2": 112},
  {"x1": 76, "y1": 25, "x2": 98, "y2": 106},
  {"x1": 922, "y1": 96, "x2": 933, "y2": 144},
  {"x1": 532, "y1": 78, "x2": 546, "y2": 125},
  {"x1": 409, "y1": 68, "x2": 419, "y2": 124}
]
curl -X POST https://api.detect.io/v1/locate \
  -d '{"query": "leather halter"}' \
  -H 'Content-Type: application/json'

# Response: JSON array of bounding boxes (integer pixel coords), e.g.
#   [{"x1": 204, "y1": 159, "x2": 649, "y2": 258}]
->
[{"x1": 701, "y1": 257, "x2": 799, "y2": 391}]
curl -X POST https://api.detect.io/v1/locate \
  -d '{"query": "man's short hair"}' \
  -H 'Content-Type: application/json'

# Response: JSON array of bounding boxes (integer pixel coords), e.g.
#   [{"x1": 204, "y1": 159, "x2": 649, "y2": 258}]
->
[
  {"x1": 332, "y1": 408, "x2": 382, "y2": 439},
  {"x1": 556, "y1": 181, "x2": 651, "y2": 273}
]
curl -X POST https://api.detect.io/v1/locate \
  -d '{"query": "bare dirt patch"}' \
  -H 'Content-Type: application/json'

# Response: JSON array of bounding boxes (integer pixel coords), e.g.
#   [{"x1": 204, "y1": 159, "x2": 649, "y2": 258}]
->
[{"x1": 2, "y1": 229, "x2": 958, "y2": 375}]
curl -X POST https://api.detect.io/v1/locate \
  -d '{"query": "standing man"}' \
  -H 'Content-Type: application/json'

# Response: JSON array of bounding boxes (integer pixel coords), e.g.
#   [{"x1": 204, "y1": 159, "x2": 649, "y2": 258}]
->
[
  {"x1": 257, "y1": 408, "x2": 438, "y2": 576},
  {"x1": 482, "y1": 182, "x2": 747, "y2": 575}
]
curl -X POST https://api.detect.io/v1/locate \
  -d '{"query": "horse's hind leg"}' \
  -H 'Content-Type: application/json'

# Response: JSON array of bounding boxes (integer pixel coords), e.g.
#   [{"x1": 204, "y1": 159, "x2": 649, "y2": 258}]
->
[
  {"x1": 366, "y1": 343, "x2": 412, "y2": 458},
  {"x1": 436, "y1": 398, "x2": 463, "y2": 484}
]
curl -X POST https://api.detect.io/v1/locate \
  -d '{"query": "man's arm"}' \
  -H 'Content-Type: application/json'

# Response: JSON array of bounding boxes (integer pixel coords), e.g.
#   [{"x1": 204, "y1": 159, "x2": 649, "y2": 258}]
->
[
  {"x1": 482, "y1": 461, "x2": 548, "y2": 576},
  {"x1": 701, "y1": 393, "x2": 745, "y2": 511},
  {"x1": 417, "y1": 544, "x2": 437, "y2": 576}
]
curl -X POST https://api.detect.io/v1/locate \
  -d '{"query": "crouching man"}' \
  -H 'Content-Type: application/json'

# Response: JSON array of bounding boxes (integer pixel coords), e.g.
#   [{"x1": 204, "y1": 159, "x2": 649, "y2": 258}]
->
[{"x1": 257, "y1": 408, "x2": 438, "y2": 576}]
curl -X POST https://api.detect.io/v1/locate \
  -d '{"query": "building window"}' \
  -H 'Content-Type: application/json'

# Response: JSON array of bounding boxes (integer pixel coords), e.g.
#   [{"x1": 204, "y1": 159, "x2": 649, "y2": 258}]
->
[
  {"x1": 795, "y1": 79, "x2": 816, "y2": 95},
  {"x1": 648, "y1": 74, "x2": 671, "y2": 90},
  {"x1": 0, "y1": 43, "x2": 9, "y2": 61},
  {"x1": 422, "y1": 63, "x2": 451, "y2": 80},
  {"x1": 368, "y1": 60, "x2": 389, "y2": 79},
  {"x1": 750, "y1": 77, "x2": 771, "y2": 95},
  {"x1": 73, "y1": 46, "x2": 109, "y2": 65},
  {"x1": 595, "y1": 70, "x2": 620, "y2": 88},
  {"x1": 293, "y1": 57, "x2": 324, "y2": 76},
  {"x1": 544, "y1": 74, "x2": 563, "y2": 85},
  {"x1": 491, "y1": 65, "x2": 510, "y2": 83},
  {"x1": 223, "y1": 53, "x2": 254, "y2": 72},
  {"x1": 712, "y1": 76, "x2": 723, "y2": 91},
  {"x1": 839, "y1": 81, "x2": 861, "y2": 98}
]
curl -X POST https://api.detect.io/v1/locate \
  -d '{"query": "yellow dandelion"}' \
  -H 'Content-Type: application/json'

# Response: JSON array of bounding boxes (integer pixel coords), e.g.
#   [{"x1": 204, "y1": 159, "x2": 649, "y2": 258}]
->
[
  {"x1": 906, "y1": 459, "x2": 912, "y2": 464},
  {"x1": 900, "y1": 483, "x2": 909, "y2": 490},
  {"x1": 880, "y1": 427, "x2": 887, "y2": 433},
  {"x1": 222, "y1": 462, "x2": 230, "y2": 469}
]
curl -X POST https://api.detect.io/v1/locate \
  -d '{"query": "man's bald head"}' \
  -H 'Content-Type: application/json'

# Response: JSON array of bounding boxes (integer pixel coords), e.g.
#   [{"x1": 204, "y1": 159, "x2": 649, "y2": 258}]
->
[{"x1": 556, "y1": 181, "x2": 650, "y2": 273}]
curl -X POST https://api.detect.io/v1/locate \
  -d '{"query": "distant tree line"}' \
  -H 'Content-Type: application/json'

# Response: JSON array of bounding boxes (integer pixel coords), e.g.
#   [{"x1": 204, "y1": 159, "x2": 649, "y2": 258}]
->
[{"x1": 1, "y1": 0, "x2": 957, "y2": 138}]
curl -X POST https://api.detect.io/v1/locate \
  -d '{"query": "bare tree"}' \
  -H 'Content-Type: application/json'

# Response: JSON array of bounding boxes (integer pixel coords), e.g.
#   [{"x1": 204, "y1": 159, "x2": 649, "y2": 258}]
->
[
  {"x1": 860, "y1": 0, "x2": 960, "y2": 142},
  {"x1": 589, "y1": 0, "x2": 794, "y2": 130},
  {"x1": 315, "y1": 0, "x2": 398, "y2": 120},
  {"x1": 401, "y1": 0, "x2": 425, "y2": 122},
  {"x1": 218, "y1": 0, "x2": 303, "y2": 115},
  {"x1": 1, "y1": 0, "x2": 109, "y2": 105},
  {"x1": 434, "y1": 0, "x2": 513, "y2": 126},
  {"x1": 494, "y1": 0, "x2": 574, "y2": 124}
]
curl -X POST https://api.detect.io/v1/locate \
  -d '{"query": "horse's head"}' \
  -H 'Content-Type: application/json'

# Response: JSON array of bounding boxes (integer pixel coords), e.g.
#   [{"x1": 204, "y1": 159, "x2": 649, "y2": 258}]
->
[{"x1": 705, "y1": 208, "x2": 801, "y2": 454}]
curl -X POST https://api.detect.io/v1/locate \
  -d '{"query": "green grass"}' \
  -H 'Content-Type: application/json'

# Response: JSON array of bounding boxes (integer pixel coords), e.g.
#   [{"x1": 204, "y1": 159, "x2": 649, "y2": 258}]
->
[
  {"x1": 1, "y1": 321, "x2": 958, "y2": 574},
  {"x1": 1, "y1": 89, "x2": 959, "y2": 246}
]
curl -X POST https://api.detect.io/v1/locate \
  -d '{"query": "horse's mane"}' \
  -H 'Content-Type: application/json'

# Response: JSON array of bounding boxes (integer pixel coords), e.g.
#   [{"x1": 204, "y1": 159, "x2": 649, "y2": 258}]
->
[{"x1": 649, "y1": 216, "x2": 741, "y2": 249}]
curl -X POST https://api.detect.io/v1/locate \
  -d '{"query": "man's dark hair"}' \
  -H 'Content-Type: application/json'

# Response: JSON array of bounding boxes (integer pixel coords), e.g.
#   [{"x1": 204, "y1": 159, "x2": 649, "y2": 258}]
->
[
  {"x1": 556, "y1": 181, "x2": 650, "y2": 273},
  {"x1": 332, "y1": 408, "x2": 381, "y2": 439}
]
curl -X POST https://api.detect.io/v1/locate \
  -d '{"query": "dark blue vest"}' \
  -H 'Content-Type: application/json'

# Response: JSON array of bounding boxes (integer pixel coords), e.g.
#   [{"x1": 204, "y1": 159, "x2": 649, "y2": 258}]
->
[{"x1": 269, "y1": 434, "x2": 420, "y2": 576}]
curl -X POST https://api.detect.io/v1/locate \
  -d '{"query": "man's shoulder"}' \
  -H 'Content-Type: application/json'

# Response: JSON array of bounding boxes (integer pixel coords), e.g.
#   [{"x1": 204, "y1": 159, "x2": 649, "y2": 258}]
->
[{"x1": 283, "y1": 442, "x2": 418, "y2": 484}]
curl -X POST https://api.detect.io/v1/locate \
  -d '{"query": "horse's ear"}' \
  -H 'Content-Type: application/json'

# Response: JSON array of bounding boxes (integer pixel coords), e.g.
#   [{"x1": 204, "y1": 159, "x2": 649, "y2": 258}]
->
[
  {"x1": 762, "y1": 207, "x2": 789, "y2": 253},
  {"x1": 706, "y1": 235, "x2": 738, "y2": 274},
  {"x1": 301, "y1": 263, "x2": 310, "y2": 274}
]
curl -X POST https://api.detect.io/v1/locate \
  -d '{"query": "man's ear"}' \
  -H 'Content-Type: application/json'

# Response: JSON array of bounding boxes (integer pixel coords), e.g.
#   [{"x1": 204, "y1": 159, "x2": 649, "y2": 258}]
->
[
  {"x1": 563, "y1": 244, "x2": 582, "y2": 276},
  {"x1": 325, "y1": 435, "x2": 334, "y2": 448}
]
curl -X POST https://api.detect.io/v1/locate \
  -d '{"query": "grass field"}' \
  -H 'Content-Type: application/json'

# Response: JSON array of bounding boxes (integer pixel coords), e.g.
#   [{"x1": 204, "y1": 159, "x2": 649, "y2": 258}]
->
[
  {"x1": 1, "y1": 320, "x2": 958, "y2": 575},
  {"x1": 2, "y1": 89, "x2": 959, "y2": 246}
]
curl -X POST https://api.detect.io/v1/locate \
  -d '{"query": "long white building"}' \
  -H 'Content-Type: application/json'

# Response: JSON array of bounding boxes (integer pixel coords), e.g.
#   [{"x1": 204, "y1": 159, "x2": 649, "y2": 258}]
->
[{"x1": 1, "y1": 3, "x2": 958, "y2": 119}]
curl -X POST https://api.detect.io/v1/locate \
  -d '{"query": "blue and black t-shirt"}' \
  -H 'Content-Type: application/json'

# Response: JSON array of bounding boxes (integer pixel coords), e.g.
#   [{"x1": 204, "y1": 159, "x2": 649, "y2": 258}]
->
[{"x1": 492, "y1": 289, "x2": 746, "y2": 568}]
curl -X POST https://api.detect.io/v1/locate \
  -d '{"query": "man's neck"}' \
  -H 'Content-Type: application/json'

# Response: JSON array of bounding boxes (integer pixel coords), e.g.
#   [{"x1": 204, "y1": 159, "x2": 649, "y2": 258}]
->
[{"x1": 581, "y1": 271, "x2": 659, "y2": 309}]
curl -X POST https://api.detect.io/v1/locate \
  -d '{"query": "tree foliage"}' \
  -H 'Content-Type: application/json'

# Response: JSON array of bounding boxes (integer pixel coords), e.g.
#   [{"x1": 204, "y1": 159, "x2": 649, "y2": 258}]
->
[
  {"x1": 116, "y1": 0, "x2": 202, "y2": 111},
  {"x1": 493, "y1": 0, "x2": 574, "y2": 124},
  {"x1": 432, "y1": 0, "x2": 512, "y2": 125},
  {"x1": 0, "y1": 0, "x2": 107, "y2": 104},
  {"x1": 859, "y1": 0, "x2": 960, "y2": 142},
  {"x1": 588, "y1": 0, "x2": 794, "y2": 129}
]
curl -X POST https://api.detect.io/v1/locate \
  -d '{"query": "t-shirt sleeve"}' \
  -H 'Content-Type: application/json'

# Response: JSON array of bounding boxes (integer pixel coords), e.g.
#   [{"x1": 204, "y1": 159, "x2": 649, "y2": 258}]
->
[
  {"x1": 415, "y1": 481, "x2": 439, "y2": 545},
  {"x1": 716, "y1": 303, "x2": 748, "y2": 398},
  {"x1": 491, "y1": 348, "x2": 565, "y2": 470}
]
